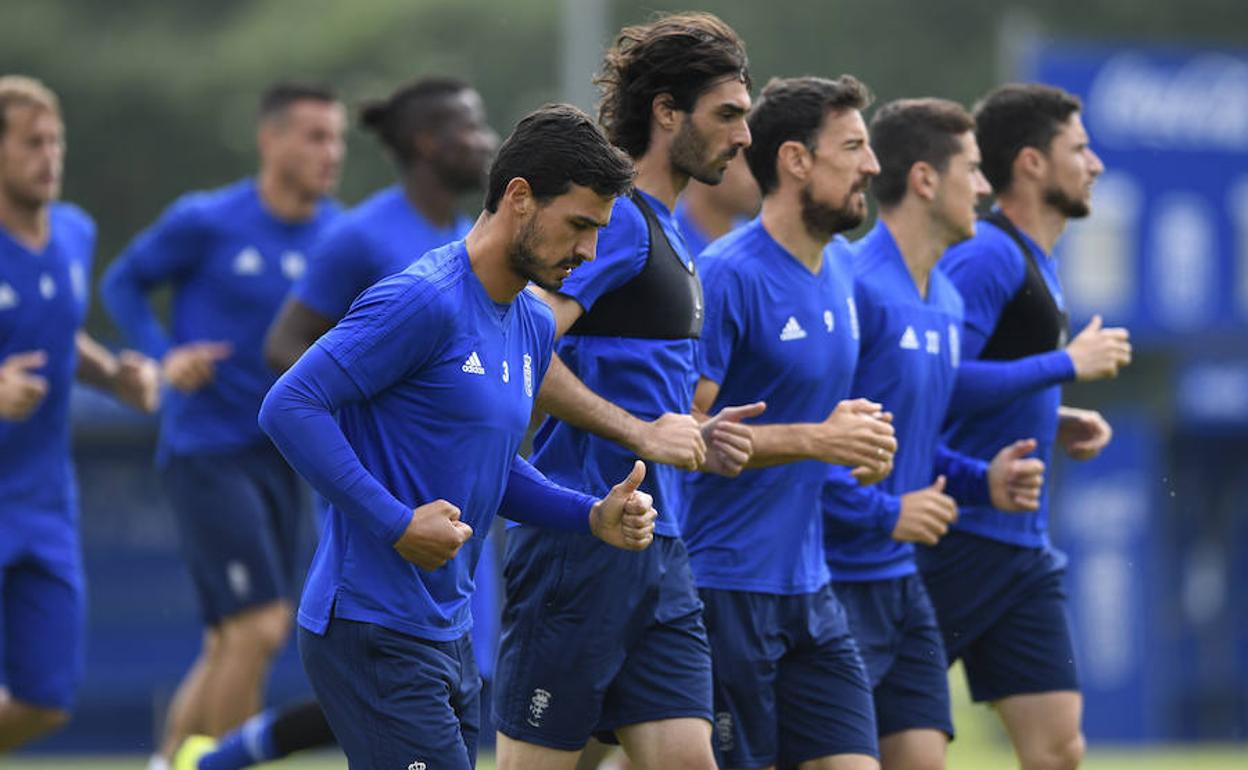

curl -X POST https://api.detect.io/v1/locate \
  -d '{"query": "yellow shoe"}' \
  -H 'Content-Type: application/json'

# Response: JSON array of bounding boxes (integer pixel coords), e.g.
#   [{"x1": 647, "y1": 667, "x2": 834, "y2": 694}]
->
[{"x1": 173, "y1": 735, "x2": 218, "y2": 770}]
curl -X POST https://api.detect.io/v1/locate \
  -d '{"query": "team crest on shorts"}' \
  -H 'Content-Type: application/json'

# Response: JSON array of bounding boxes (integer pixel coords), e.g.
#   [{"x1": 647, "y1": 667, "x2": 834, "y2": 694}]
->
[
  {"x1": 715, "y1": 711, "x2": 735, "y2": 751},
  {"x1": 527, "y1": 688, "x2": 552, "y2": 727}
]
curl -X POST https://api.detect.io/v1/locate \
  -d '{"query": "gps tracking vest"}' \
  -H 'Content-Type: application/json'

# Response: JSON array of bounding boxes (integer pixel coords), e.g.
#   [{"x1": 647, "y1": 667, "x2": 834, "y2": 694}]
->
[
  {"x1": 567, "y1": 191, "x2": 704, "y2": 340},
  {"x1": 978, "y1": 211, "x2": 1069, "y2": 361}
]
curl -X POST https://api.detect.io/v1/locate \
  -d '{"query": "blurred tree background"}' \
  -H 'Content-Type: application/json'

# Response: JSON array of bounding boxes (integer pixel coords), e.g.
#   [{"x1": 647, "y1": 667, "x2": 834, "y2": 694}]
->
[{"x1": 2, "y1": 0, "x2": 1245, "y2": 338}]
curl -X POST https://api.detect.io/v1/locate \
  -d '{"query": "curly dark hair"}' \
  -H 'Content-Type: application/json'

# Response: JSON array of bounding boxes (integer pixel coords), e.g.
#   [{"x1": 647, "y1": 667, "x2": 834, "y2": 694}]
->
[{"x1": 596, "y1": 11, "x2": 749, "y2": 159}]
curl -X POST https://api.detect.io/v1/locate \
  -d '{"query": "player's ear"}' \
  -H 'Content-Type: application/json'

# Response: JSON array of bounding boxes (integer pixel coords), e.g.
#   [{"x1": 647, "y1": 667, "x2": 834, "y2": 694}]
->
[
  {"x1": 1015, "y1": 146, "x2": 1046, "y2": 183},
  {"x1": 410, "y1": 130, "x2": 437, "y2": 162},
  {"x1": 503, "y1": 177, "x2": 536, "y2": 217},
  {"x1": 777, "y1": 140, "x2": 811, "y2": 184},
  {"x1": 909, "y1": 161, "x2": 938, "y2": 202},
  {"x1": 652, "y1": 92, "x2": 680, "y2": 133}
]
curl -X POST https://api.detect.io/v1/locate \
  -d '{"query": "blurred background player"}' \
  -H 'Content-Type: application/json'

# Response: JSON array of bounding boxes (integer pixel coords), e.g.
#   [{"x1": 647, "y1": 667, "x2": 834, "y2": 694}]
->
[
  {"x1": 685, "y1": 75, "x2": 894, "y2": 770},
  {"x1": 179, "y1": 75, "x2": 499, "y2": 770},
  {"x1": 493, "y1": 13, "x2": 762, "y2": 770},
  {"x1": 99, "y1": 81, "x2": 345, "y2": 770},
  {"x1": 674, "y1": 151, "x2": 760, "y2": 257},
  {"x1": 918, "y1": 83, "x2": 1132, "y2": 770},
  {"x1": 0, "y1": 74, "x2": 159, "y2": 753},
  {"x1": 257, "y1": 103, "x2": 648, "y2": 770},
  {"x1": 822, "y1": 97, "x2": 1047, "y2": 770}
]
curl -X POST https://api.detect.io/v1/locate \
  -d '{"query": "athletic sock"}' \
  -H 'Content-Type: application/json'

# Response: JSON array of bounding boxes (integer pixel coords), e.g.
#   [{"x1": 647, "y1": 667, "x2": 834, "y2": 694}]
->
[{"x1": 199, "y1": 709, "x2": 277, "y2": 770}]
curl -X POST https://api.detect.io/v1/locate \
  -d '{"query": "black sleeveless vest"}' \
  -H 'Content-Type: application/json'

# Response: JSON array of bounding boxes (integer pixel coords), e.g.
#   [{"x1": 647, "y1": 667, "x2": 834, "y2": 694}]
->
[
  {"x1": 567, "y1": 190, "x2": 704, "y2": 340},
  {"x1": 978, "y1": 211, "x2": 1070, "y2": 361}
]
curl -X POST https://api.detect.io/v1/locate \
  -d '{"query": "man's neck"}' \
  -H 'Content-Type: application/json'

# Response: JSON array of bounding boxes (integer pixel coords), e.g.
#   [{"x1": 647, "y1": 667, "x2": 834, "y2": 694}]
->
[
  {"x1": 880, "y1": 207, "x2": 948, "y2": 299},
  {"x1": 401, "y1": 165, "x2": 459, "y2": 228},
  {"x1": 760, "y1": 193, "x2": 826, "y2": 274},
  {"x1": 633, "y1": 149, "x2": 689, "y2": 212},
  {"x1": 683, "y1": 190, "x2": 737, "y2": 241},
  {"x1": 463, "y1": 212, "x2": 523, "y2": 304},
  {"x1": 0, "y1": 194, "x2": 49, "y2": 251},
  {"x1": 257, "y1": 168, "x2": 318, "y2": 222},
  {"x1": 997, "y1": 191, "x2": 1066, "y2": 254}
]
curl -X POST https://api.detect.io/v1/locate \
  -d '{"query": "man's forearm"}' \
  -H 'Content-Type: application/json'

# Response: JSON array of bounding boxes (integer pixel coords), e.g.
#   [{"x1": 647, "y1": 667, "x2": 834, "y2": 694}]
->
[
  {"x1": 747, "y1": 422, "x2": 816, "y2": 468},
  {"x1": 74, "y1": 332, "x2": 120, "y2": 390},
  {"x1": 535, "y1": 353, "x2": 646, "y2": 453}
]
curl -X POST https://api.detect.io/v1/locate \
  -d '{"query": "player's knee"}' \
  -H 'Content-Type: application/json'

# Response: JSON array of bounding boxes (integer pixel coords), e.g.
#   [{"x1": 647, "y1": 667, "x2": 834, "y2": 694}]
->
[
  {"x1": 10, "y1": 702, "x2": 72, "y2": 740},
  {"x1": 221, "y1": 602, "x2": 292, "y2": 655},
  {"x1": 1021, "y1": 731, "x2": 1085, "y2": 770}
]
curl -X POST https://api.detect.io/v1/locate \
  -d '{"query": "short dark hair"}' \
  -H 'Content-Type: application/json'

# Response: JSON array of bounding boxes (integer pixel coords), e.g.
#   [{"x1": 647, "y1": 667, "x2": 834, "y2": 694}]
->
[
  {"x1": 974, "y1": 83, "x2": 1082, "y2": 193},
  {"x1": 359, "y1": 76, "x2": 472, "y2": 163},
  {"x1": 596, "y1": 11, "x2": 750, "y2": 159},
  {"x1": 745, "y1": 75, "x2": 872, "y2": 196},
  {"x1": 483, "y1": 103, "x2": 634, "y2": 213},
  {"x1": 259, "y1": 81, "x2": 339, "y2": 122},
  {"x1": 870, "y1": 98, "x2": 976, "y2": 208}
]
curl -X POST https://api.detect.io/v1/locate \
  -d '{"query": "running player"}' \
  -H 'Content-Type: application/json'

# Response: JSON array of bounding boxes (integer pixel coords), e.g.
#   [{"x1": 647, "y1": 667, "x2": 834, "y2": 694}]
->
[
  {"x1": 99, "y1": 82, "x2": 345, "y2": 769},
  {"x1": 0, "y1": 75, "x2": 159, "y2": 753},
  {"x1": 675, "y1": 152, "x2": 759, "y2": 257},
  {"x1": 918, "y1": 84, "x2": 1132, "y2": 770},
  {"x1": 257, "y1": 103, "x2": 647, "y2": 770},
  {"x1": 823, "y1": 97, "x2": 1047, "y2": 770},
  {"x1": 178, "y1": 76, "x2": 499, "y2": 770},
  {"x1": 685, "y1": 75, "x2": 895, "y2": 770},
  {"x1": 493, "y1": 13, "x2": 764, "y2": 770}
]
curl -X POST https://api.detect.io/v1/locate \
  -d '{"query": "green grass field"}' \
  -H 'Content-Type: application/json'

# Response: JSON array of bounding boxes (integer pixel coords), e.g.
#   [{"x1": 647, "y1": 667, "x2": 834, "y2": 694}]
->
[{"x1": 9, "y1": 667, "x2": 1246, "y2": 769}]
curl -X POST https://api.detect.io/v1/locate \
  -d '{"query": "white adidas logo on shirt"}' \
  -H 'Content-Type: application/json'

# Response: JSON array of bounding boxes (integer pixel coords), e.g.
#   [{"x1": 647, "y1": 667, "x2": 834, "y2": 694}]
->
[
  {"x1": 462, "y1": 351, "x2": 486, "y2": 375},
  {"x1": 899, "y1": 325, "x2": 920, "y2": 350},
  {"x1": 779, "y1": 316, "x2": 807, "y2": 341}
]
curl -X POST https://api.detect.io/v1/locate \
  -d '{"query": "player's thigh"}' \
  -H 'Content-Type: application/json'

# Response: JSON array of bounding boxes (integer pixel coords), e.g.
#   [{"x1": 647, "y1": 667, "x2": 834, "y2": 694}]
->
[
  {"x1": 298, "y1": 620, "x2": 475, "y2": 770},
  {"x1": 995, "y1": 691, "x2": 1084, "y2": 770},
  {"x1": 959, "y1": 568, "x2": 1078, "y2": 704},
  {"x1": 495, "y1": 731, "x2": 583, "y2": 770},
  {"x1": 873, "y1": 578, "x2": 953, "y2": 741},
  {"x1": 3, "y1": 530, "x2": 85, "y2": 710},
  {"x1": 776, "y1": 595, "x2": 879, "y2": 768},
  {"x1": 615, "y1": 716, "x2": 715, "y2": 770},
  {"x1": 161, "y1": 451, "x2": 291, "y2": 625},
  {"x1": 700, "y1": 588, "x2": 783, "y2": 769},
  {"x1": 878, "y1": 729, "x2": 947, "y2": 770},
  {"x1": 494, "y1": 529, "x2": 646, "y2": 751}
]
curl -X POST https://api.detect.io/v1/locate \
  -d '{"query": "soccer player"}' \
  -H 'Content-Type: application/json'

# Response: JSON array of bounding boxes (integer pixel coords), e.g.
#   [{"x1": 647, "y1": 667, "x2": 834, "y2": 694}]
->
[
  {"x1": 675, "y1": 152, "x2": 760, "y2": 257},
  {"x1": 175, "y1": 76, "x2": 500, "y2": 770},
  {"x1": 257, "y1": 103, "x2": 646, "y2": 770},
  {"x1": 823, "y1": 97, "x2": 1048, "y2": 770},
  {"x1": 99, "y1": 82, "x2": 345, "y2": 769},
  {"x1": 493, "y1": 13, "x2": 767, "y2": 770},
  {"x1": 0, "y1": 75, "x2": 159, "y2": 753},
  {"x1": 264, "y1": 75, "x2": 496, "y2": 370},
  {"x1": 685, "y1": 75, "x2": 897, "y2": 770},
  {"x1": 918, "y1": 84, "x2": 1132, "y2": 770}
]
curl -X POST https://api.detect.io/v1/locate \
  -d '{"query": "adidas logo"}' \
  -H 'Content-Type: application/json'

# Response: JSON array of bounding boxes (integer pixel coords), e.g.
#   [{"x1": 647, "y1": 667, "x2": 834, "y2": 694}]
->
[
  {"x1": 461, "y1": 351, "x2": 485, "y2": 375},
  {"x1": 779, "y1": 316, "x2": 807, "y2": 341},
  {"x1": 899, "y1": 325, "x2": 920, "y2": 350},
  {"x1": 232, "y1": 247, "x2": 264, "y2": 275}
]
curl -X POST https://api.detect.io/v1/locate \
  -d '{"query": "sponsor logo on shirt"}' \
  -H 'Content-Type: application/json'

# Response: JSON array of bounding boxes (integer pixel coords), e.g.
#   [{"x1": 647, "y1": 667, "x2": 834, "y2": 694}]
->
[
  {"x1": 39, "y1": 273, "x2": 56, "y2": 300},
  {"x1": 779, "y1": 316, "x2": 807, "y2": 341},
  {"x1": 899, "y1": 325, "x2": 920, "y2": 350},
  {"x1": 925, "y1": 329, "x2": 941, "y2": 355},
  {"x1": 232, "y1": 247, "x2": 264, "y2": 276},
  {"x1": 527, "y1": 688, "x2": 552, "y2": 727},
  {"x1": 0, "y1": 282, "x2": 20, "y2": 310},
  {"x1": 847, "y1": 297, "x2": 860, "y2": 340},
  {"x1": 824, "y1": 309, "x2": 834, "y2": 333},
  {"x1": 949, "y1": 323, "x2": 961, "y2": 368},
  {"x1": 280, "y1": 250, "x2": 306, "y2": 281},
  {"x1": 461, "y1": 351, "x2": 485, "y2": 375},
  {"x1": 523, "y1": 354, "x2": 533, "y2": 397},
  {"x1": 70, "y1": 262, "x2": 87, "y2": 301}
]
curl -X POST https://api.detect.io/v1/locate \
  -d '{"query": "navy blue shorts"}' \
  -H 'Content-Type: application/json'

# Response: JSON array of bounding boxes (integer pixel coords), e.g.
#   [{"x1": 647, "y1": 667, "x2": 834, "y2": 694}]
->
[
  {"x1": 162, "y1": 441, "x2": 304, "y2": 626},
  {"x1": 299, "y1": 619, "x2": 482, "y2": 770},
  {"x1": 494, "y1": 530, "x2": 713, "y2": 750},
  {"x1": 700, "y1": 583, "x2": 879, "y2": 768},
  {"x1": 833, "y1": 574, "x2": 954, "y2": 739},
  {"x1": 918, "y1": 531, "x2": 1078, "y2": 703},
  {"x1": 0, "y1": 511, "x2": 85, "y2": 709}
]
